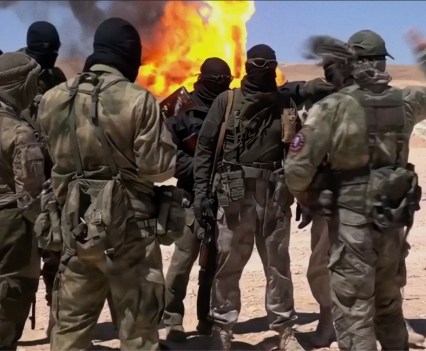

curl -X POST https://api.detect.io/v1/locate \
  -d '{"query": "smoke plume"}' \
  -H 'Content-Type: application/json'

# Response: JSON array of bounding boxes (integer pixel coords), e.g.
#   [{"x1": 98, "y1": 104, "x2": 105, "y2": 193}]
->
[{"x1": 2, "y1": 0, "x2": 173, "y2": 75}]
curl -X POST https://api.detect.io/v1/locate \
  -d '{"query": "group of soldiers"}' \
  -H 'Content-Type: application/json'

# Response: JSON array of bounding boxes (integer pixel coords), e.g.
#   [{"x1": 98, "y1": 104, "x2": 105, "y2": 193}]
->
[{"x1": 1, "y1": 14, "x2": 426, "y2": 351}]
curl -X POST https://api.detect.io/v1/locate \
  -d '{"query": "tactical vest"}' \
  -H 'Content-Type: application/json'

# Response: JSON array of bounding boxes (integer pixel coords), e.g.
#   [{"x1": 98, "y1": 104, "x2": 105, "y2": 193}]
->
[
  {"x1": 214, "y1": 89, "x2": 291, "y2": 208},
  {"x1": 341, "y1": 85, "x2": 408, "y2": 168},
  {"x1": 338, "y1": 85, "x2": 421, "y2": 233},
  {"x1": 222, "y1": 88, "x2": 284, "y2": 164}
]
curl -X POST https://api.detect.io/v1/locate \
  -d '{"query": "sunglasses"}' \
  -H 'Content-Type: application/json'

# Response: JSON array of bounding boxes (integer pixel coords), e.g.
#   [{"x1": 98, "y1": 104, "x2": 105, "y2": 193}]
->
[{"x1": 247, "y1": 58, "x2": 278, "y2": 69}]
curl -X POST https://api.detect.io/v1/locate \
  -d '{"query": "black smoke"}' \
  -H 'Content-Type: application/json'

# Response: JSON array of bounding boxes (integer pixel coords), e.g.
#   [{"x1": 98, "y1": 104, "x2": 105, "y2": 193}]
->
[{"x1": 2, "y1": 1, "x2": 171, "y2": 58}]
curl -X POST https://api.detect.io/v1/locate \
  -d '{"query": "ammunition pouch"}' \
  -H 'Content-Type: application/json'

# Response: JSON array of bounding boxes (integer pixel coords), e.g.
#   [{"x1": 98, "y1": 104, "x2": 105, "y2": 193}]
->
[
  {"x1": 214, "y1": 162, "x2": 284, "y2": 207},
  {"x1": 153, "y1": 185, "x2": 186, "y2": 245},
  {"x1": 366, "y1": 163, "x2": 421, "y2": 232},
  {"x1": 34, "y1": 179, "x2": 63, "y2": 252},
  {"x1": 215, "y1": 169, "x2": 245, "y2": 207}
]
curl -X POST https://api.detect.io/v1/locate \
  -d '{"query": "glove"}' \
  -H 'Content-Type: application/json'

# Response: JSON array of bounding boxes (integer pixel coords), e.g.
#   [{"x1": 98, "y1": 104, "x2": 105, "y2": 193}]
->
[
  {"x1": 295, "y1": 203, "x2": 312, "y2": 229},
  {"x1": 194, "y1": 196, "x2": 215, "y2": 229},
  {"x1": 302, "y1": 78, "x2": 336, "y2": 99}
]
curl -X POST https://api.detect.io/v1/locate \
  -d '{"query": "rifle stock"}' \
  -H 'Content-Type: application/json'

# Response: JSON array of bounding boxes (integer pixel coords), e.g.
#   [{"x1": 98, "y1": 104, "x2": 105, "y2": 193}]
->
[
  {"x1": 198, "y1": 200, "x2": 217, "y2": 269},
  {"x1": 182, "y1": 133, "x2": 199, "y2": 156}
]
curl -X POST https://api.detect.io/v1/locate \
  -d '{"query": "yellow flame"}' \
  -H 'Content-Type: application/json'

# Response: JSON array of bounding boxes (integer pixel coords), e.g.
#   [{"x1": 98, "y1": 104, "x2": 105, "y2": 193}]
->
[{"x1": 137, "y1": 0, "x2": 285, "y2": 99}]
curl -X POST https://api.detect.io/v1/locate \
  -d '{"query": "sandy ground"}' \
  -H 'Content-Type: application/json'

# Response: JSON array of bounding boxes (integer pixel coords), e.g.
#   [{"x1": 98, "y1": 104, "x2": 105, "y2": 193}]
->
[
  {"x1": 19, "y1": 64, "x2": 426, "y2": 350},
  {"x1": 18, "y1": 134, "x2": 426, "y2": 350}
]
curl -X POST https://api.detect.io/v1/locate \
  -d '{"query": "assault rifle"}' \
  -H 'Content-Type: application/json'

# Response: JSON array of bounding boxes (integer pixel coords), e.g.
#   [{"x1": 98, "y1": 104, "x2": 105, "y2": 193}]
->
[{"x1": 29, "y1": 297, "x2": 36, "y2": 329}]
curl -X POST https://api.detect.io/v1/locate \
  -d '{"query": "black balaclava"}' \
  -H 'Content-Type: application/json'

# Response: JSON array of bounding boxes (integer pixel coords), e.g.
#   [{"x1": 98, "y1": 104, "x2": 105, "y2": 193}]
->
[
  {"x1": 242, "y1": 44, "x2": 277, "y2": 94},
  {"x1": 84, "y1": 18, "x2": 142, "y2": 82},
  {"x1": 26, "y1": 21, "x2": 61, "y2": 70},
  {"x1": 193, "y1": 57, "x2": 232, "y2": 106}
]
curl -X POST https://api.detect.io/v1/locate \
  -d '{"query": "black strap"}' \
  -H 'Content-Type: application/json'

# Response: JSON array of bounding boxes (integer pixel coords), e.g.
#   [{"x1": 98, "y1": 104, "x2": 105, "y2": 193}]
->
[
  {"x1": 67, "y1": 81, "x2": 85, "y2": 178},
  {"x1": 66, "y1": 72, "x2": 127, "y2": 179},
  {"x1": 208, "y1": 90, "x2": 235, "y2": 193},
  {"x1": 89, "y1": 79, "x2": 118, "y2": 177}
]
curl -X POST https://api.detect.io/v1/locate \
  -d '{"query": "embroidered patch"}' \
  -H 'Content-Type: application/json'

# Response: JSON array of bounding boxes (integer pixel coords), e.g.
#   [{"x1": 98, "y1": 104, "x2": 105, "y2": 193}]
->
[{"x1": 290, "y1": 132, "x2": 305, "y2": 152}]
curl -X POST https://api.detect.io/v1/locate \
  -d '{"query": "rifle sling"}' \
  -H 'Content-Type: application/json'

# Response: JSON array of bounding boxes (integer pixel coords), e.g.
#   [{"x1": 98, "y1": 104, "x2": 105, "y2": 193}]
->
[{"x1": 208, "y1": 89, "x2": 235, "y2": 190}]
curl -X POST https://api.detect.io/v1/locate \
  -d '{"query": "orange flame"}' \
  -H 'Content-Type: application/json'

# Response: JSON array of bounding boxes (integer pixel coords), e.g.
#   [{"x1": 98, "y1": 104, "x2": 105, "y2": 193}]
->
[{"x1": 137, "y1": 0, "x2": 285, "y2": 99}]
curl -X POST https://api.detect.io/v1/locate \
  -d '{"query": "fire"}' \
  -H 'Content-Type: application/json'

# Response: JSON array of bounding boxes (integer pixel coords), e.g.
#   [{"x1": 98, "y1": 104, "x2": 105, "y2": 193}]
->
[{"x1": 137, "y1": 0, "x2": 285, "y2": 99}]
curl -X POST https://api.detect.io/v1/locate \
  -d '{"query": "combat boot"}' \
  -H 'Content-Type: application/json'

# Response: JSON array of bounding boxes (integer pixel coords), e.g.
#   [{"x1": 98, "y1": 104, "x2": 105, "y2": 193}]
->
[
  {"x1": 211, "y1": 326, "x2": 232, "y2": 351},
  {"x1": 310, "y1": 305, "x2": 336, "y2": 347},
  {"x1": 278, "y1": 327, "x2": 304, "y2": 351},
  {"x1": 197, "y1": 319, "x2": 213, "y2": 336},
  {"x1": 165, "y1": 324, "x2": 187, "y2": 343},
  {"x1": 406, "y1": 319, "x2": 425, "y2": 346}
]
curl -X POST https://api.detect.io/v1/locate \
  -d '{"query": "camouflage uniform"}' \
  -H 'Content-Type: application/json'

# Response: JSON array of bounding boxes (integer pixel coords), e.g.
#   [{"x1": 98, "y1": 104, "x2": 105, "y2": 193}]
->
[
  {"x1": 285, "y1": 33, "x2": 426, "y2": 349},
  {"x1": 38, "y1": 62, "x2": 176, "y2": 350},
  {"x1": 0, "y1": 53, "x2": 44, "y2": 350}
]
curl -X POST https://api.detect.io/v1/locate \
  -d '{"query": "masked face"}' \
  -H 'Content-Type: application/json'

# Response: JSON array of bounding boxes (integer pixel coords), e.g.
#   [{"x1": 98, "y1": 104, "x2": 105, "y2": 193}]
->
[{"x1": 244, "y1": 58, "x2": 278, "y2": 93}]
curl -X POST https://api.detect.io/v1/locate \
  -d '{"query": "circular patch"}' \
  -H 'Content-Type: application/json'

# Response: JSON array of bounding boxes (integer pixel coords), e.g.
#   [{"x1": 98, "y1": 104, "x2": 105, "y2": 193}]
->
[{"x1": 290, "y1": 132, "x2": 305, "y2": 152}]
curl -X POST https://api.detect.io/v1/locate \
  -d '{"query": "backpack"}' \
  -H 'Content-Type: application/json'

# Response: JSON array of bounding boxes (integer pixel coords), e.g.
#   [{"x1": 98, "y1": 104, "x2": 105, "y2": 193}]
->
[
  {"x1": 59, "y1": 72, "x2": 132, "y2": 263},
  {"x1": 342, "y1": 86, "x2": 422, "y2": 233}
]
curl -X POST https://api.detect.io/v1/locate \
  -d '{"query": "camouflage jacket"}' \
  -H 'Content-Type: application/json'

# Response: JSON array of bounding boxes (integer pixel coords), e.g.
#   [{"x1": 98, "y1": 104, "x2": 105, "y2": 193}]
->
[
  {"x1": 284, "y1": 83, "x2": 426, "y2": 199},
  {"x1": 38, "y1": 64, "x2": 177, "y2": 206},
  {"x1": 0, "y1": 101, "x2": 45, "y2": 213}
]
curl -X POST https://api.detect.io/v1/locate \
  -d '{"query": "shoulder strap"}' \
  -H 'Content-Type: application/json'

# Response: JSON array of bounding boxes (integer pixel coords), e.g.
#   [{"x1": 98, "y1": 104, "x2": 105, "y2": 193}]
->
[
  {"x1": 208, "y1": 89, "x2": 235, "y2": 190},
  {"x1": 67, "y1": 72, "x2": 127, "y2": 179}
]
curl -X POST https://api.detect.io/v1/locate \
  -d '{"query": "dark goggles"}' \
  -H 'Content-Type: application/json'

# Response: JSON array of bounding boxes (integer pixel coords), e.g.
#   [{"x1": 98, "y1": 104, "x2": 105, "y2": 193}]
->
[
  {"x1": 247, "y1": 58, "x2": 278, "y2": 69},
  {"x1": 199, "y1": 74, "x2": 234, "y2": 83}
]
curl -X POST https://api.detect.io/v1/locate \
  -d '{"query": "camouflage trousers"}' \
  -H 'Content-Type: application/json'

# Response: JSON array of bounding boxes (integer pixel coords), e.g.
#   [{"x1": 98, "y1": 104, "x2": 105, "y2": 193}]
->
[
  {"x1": 51, "y1": 222, "x2": 165, "y2": 351},
  {"x1": 329, "y1": 208, "x2": 408, "y2": 351},
  {"x1": 307, "y1": 216, "x2": 332, "y2": 308},
  {"x1": 164, "y1": 207, "x2": 217, "y2": 326},
  {"x1": 0, "y1": 208, "x2": 40, "y2": 349},
  {"x1": 210, "y1": 178, "x2": 295, "y2": 332}
]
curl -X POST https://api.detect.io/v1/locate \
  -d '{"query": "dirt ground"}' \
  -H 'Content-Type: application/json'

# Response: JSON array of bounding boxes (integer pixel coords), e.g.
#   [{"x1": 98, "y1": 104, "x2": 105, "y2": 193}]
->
[{"x1": 18, "y1": 134, "x2": 426, "y2": 350}]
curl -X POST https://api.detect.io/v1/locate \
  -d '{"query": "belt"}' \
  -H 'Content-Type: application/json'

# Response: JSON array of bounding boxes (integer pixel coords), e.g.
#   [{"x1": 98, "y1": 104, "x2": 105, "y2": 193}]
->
[
  {"x1": 222, "y1": 161, "x2": 282, "y2": 171},
  {"x1": 248, "y1": 161, "x2": 282, "y2": 171}
]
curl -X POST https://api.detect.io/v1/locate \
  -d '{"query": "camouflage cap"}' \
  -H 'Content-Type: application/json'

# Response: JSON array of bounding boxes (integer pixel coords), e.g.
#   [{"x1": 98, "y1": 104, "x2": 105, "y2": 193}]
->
[{"x1": 348, "y1": 30, "x2": 394, "y2": 60}]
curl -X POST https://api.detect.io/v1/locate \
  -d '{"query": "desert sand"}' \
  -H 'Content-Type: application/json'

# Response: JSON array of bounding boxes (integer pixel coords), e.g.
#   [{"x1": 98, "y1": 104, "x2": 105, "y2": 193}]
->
[{"x1": 19, "y1": 64, "x2": 426, "y2": 350}]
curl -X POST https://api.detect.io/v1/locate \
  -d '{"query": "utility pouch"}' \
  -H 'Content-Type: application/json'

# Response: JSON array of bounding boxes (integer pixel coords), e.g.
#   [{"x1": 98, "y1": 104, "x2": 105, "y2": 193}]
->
[
  {"x1": 227, "y1": 170, "x2": 245, "y2": 201},
  {"x1": 216, "y1": 170, "x2": 245, "y2": 207},
  {"x1": 34, "y1": 179, "x2": 63, "y2": 252},
  {"x1": 154, "y1": 185, "x2": 186, "y2": 245}
]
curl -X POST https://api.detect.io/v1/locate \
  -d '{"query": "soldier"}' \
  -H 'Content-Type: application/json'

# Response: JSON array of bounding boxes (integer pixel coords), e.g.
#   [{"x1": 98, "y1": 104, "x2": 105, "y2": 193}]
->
[
  {"x1": 0, "y1": 52, "x2": 45, "y2": 350},
  {"x1": 37, "y1": 18, "x2": 177, "y2": 350},
  {"x1": 194, "y1": 44, "x2": 304, "y2": 351},
  {"x1": 163, "y1": 57, "x2": 233, "y2": 342},
  {"x1": 279, "y1": 62, "x2": 338, "y2": 348},
  {"x1": 18, "y1": 20, "x2": 67, "y2": 337},
  {"x1": 285, "y1": 31, "x2": 426, "y2": 350},
  {"x1": 19, "y1": 21, "x2": 66, "y2": 97}
]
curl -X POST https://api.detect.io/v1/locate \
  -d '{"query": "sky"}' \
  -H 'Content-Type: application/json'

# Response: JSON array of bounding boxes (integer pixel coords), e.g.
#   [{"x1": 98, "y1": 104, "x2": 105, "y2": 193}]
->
[{"x1": 0, "y1": 1, "x2": 424, "y2": 65}]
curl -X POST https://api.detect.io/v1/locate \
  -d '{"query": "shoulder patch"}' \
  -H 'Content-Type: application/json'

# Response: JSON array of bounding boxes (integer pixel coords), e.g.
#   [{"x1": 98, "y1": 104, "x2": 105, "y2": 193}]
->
[{"x1": 289, "y1": 132, "x2": 305, "y2": 152}]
